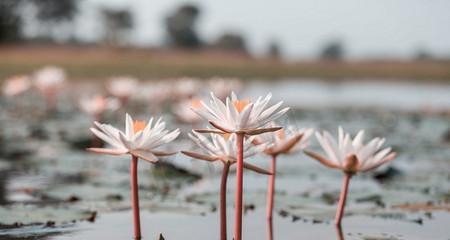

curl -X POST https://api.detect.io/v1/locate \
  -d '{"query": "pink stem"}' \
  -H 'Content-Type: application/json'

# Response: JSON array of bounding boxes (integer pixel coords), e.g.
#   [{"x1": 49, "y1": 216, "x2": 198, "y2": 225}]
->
[
  {"x1": 46, "y1": 90, "x2": 57, "y2": 111},
  {"x1": 220, "y1": 162, "x2": 231, "y2": 240},
  {"x1": 234, "y1": 133, "x2": 245, "y2": 240},
  {"x1": 267, "y1": 218, "x2": 273, "y2": 240},
  {"x1": 335, "y1": 173, "x2": 352, "y2": 226},
  {"x1": 130, "y1": 155, "x2": 142, "y2": 240},
  {"x1": 266, "y1": 154, "x2": 277, "y2": 221}
]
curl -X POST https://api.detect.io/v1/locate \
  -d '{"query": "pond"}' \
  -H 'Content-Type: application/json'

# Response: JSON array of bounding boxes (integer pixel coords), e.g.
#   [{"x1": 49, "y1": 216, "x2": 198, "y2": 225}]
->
[{"x1": 0, "y1": 79, "x2": 449, "y2": 240}]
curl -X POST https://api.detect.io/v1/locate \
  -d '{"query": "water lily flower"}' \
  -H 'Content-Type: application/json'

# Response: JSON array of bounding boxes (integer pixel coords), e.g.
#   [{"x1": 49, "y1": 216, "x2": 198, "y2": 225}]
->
[
  {"x1": 79, "y1": 94, "x2": 120, "y2": 120},
  {"x1": 208, "y1": 77, "x2": 242, "y2": 100},
  {"x1": 254, "y1": 125, "x2": 314, "y2": 223},
  {"x1": 256, "y1": 125, "x2": 314, "y2": 156},
  {"x1": 193, "y1": 92, "x2": 289, "y2": 135},
  {"x1": 107, "y1": 77, "x2": 139, "y2": 105},
  {"x1": 182, "y1": 131, "x2": 270, "y2": 240},
  {"x1": 173, "y1": 97, "x2": 203, "y2": 124},
  {"x1": 172, "y1": 77, "x2": 201, "y2": 99},
  {"x1": 87, "y1": 113, "x2": 179, "y2": 239},
  {"x1": 2, "y1": 75, "x2": 31, "y2": 96},
  {"x1": 193, "y1": 92, "x2": 289, "y2": 240},
  {"x1": 32, "y1": 66, "x2": 66, "y2": 109},
  {"x1": 304, "y1": 127, "x2": 396, "y2": 226},
  {"x1": 79, "y1": 94, "x2": 120, "y2": 148}
]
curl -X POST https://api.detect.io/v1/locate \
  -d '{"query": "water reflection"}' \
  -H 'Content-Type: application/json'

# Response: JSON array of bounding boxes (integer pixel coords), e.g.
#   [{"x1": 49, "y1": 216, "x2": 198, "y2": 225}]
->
[
  {"x1": 336, "y1": 225, "x2": 344, "y2": 240},
  {"x1": 266, "y1": 216, "x2": 346, "y2": 240}
]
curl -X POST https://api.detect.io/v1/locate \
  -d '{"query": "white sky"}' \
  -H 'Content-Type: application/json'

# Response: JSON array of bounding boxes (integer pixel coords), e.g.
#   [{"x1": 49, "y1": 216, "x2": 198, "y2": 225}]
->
[{"x1": 73, "y1": 0, "x2": 450, "y2": 60}]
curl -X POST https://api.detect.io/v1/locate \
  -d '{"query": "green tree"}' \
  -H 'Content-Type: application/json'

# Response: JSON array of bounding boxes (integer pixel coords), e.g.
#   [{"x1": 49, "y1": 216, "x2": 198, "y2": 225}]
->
[{"x1": 165, "y1": 4, "x2": 202, "y2": 48}]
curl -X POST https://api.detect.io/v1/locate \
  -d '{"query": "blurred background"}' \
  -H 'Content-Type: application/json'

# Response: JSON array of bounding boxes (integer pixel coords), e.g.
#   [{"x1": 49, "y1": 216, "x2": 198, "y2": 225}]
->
[
  {"x1": 1, "y1": 0, "x2": 450, "y2": 80},
  {"x1": 0, "y1": 1, "x2": 450, "y2": 239}
]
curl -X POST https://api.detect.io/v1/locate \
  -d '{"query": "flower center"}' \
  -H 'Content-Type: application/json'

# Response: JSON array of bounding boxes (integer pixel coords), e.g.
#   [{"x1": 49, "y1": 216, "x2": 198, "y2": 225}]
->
[
  {"x1": 233, "y1": 99, "x2": 250, "y2": 113},
  {"x1": 344, "y1": 154, "x2": 359, "y2": 173},
  {"x1": 133, "y1": 120, "x2": 147, "y2": 133},
  {"x1": 221, "y1": 133, "x2": 231, "y2": 140}
]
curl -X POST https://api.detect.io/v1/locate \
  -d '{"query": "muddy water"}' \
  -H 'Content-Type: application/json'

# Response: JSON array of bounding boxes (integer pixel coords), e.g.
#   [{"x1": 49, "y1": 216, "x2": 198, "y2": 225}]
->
[{"x1": 0, "y1": 80, "x2": 449, "y2": 240}]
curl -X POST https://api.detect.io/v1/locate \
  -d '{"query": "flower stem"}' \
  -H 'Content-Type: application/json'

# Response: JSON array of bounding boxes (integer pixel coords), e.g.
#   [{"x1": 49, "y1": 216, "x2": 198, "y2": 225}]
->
[
  {"x1": 130, "y1": 155, "x2": 142, "y2": 240},
  {"x1": 220, "y1": 162, "x2": 231, "y2": 240},
  {"x1": 266, "y1": 154, "x2": 277, "y2": 221},
  {"x1": 335, "y1": 172, "x2": 352, "y2": 226},
  {"x1": 234, "y1": 133, "x2": 245, "y2": 240},
  {"x1": 267, "y1": 218, "x2": 273, "y2": 240},
  {"x1": 46, "y1": 90, "x2": 57, "y2": 111}
]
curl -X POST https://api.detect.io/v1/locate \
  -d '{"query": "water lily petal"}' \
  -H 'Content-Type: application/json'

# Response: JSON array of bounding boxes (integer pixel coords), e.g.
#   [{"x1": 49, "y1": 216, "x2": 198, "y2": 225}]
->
[
  {"x1": 87, "y1": 148, "x2": 128, "y2": 155},
  {"x1": 181, "y1": 151, "x2": 218, "y2": 162},
  {"x1": 131, "y1": 150, "x2": 158, "y2": 163}
]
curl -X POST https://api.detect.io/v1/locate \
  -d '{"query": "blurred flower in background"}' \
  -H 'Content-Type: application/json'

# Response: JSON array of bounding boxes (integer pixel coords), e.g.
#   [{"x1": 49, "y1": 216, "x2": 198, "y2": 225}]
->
[
  {"x1": 107, "y1": 76, "x2": 139, "y2": 105},
  {"x1": 2, "y1": 75, "x2": 31, "y2": 96},
  {"x1": 78, "y1": 94, "x2": 120, "y2": 119}
]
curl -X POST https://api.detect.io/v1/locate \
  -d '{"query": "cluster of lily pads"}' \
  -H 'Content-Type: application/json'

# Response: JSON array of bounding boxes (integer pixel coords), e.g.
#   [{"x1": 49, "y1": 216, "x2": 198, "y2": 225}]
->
[{"x1": 87, "y1": 91, "x2": 397, "y2": 240}]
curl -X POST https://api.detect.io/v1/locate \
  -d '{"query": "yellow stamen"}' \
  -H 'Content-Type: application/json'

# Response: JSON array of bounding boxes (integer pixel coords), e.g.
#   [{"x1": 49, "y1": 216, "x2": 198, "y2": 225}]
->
[
  {"x1": 133, "y1": 120, "x2": 146, "y2": 133},
  {"x1": 221, "y1": 133, "x2": 231, "y2": 140},
  {"x1": 233, "y1": 99, "x2": 250, "y2": 113}
]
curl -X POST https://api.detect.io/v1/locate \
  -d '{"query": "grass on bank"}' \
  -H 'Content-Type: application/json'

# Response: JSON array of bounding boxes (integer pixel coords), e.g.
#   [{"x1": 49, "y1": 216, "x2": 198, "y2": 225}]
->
[{"x1": 0, "y1": 45, "x2": 449, "y2": 82}]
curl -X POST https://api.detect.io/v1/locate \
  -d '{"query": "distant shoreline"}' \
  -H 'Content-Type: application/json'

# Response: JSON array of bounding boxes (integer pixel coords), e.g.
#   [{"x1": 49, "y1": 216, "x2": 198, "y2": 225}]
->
[{"x1": 1, "y1": 44, "x2": 449, "y2": 82}]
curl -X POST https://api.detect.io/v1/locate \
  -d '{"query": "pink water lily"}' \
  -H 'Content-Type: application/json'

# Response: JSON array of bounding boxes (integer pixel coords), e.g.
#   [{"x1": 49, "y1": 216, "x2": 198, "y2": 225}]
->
[
  {"x1": 208, "y1": 77, "x2": 242, "y2": 100},
  {"x1": 88, "y1": 113, "x2": 179, "y2": 162},
  {"x1": 107, "y1": 77, "x2": 139, "y2": 105},
  {"x1": 172, "y1": 97, "x2": 203, "y2": 124},
  {"x1": 79, "y1": 94, "x2": 120, "y2": 147},
  {"x1": 2, "y1": 75, "x2": 31, "y2": 96},
  {"x1": 79, "y1": 94, "x2": 120, "y2": 119},
  {"x1": 193, "y1": 92, "x2": 288, "y2": 240},
  {"x1": 304, "y1": 126, "x2": 396, "y2": 226},
  {"x1": 88, "y1": 113, "x2": 179, "y2": 240},
  {"x1": 193, "y1": 92, "x2": 289, "y2": 135},
  {"x1": 182, "y1": 131, "x2": 270, "y2": 240},
  {"x1": 256, "y1": 125, "x2": 314, "y2": 156},
  {"x1": 183, "y1": 131, "x2": 270, "y2": 173},
  {"x1": 32, "y1": 66, "x2": 66, "y2": 109}
]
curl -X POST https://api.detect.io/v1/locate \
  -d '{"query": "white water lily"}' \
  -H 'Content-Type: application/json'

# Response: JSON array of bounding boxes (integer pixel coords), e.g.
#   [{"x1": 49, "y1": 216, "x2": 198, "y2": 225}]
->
[
  {"x1": 256, "y1": 125, "x2": 314, "y2": 156},
  {"x1": 173, "y1": 97, "x2": 203, "y2": 124},
  {"x1": 193, "y1": 92, "x2": 289, "y2": 135},
  {"x1": 208, "y1": 77, "x2": 242, "y2": 100},
  {"x1": 182, "y1": 131, "x2": 270, "y2": 174},
  {"x1": 305, "y1": 127, "x2": 396, "y2": 173},
  {"x1": 88, "y1": 113, "x2": 180, "y2": 163},
  {"x1": 79, "y1": 94, "x2": 120, "y2": 116},
  {"x1": 172, "y1": 77, "x2": 201, "y2": 99},
  {"x1": 33, "y1": 66, "x2": 66, "y2": 92},
  {"x1": 107, "y1": 77, "x2": 139, "y2": 99},
  {"x1": 2, "y1": 75, "x2": 31, "y2": 96}
]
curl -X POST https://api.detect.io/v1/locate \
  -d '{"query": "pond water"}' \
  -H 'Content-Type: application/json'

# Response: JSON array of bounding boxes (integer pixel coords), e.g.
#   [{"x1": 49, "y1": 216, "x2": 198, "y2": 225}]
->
[{"x1": 0, "y1": 79, "x2": 449, "y2": 240}]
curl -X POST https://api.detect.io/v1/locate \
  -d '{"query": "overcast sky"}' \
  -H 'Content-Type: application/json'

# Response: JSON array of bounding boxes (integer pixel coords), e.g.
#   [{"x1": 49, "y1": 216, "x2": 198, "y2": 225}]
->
[{"x1": 73, "y1": 0, "x2": 450, "y2": 59}]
